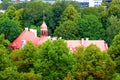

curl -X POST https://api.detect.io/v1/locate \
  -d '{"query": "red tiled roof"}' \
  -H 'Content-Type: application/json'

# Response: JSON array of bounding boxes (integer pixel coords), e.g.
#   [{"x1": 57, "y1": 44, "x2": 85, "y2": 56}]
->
[
  {"x1": 9, "y1": 30, "x2": 39, "y2": 49},
  {"x1": 37, "y1": 36, "x2": 49, "y2": 44},
  {"x1": 65, "y1": 40, "x2": 108, "y2": 51},
  {"x1": 10, "y1": 22, "x2": 108, "y2": 51}
]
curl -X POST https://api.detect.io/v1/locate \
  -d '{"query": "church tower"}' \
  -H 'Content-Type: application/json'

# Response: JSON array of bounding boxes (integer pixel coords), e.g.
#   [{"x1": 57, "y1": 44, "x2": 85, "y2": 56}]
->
[{"x1": 40, "y1": 21, "x2": 48, "y2": 37}]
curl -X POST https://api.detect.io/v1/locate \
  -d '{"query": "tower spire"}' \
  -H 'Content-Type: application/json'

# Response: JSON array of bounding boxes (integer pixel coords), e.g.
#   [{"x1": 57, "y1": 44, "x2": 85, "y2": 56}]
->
[
  {"x1": 40, "y1": 21, "x2": 48, "y2": 37},
  {"x1": 43, "y1": 10, "x2": 45, "y2": 22}
]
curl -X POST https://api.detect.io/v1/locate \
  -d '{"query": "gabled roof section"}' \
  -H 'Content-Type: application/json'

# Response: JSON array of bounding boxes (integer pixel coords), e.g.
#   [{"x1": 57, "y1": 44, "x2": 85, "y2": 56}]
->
[
  {"x1": 38, "y1": 36, "x2": 49, "y2": 44},
  {"x1": 9, "y1": 30, "x2": 39, "y2": 49}
]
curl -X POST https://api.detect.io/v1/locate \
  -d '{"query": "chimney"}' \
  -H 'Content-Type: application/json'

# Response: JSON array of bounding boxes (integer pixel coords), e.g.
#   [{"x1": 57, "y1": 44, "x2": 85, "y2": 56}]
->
[
  {"x1": 30, "y1": 29, "x2": 37, "y2": 37},
  {"x1": 48, "y1": 36, "x2": 51, "y2": 40},
  {"x1": 25, "y1": 27, "x2": 28, "y2": 31},
  {"x1": 69, "y1": 45, "x2": 73, "y2": 51},
  {"x1": 52, "y1": 37, "x2": 57, "y2": 41},
  {"x1": 86, "y1": 38, "x2": 89, "y2": 41},
  {"x1": 81, "y1": 38, "x2": 84, "y2": 45}
]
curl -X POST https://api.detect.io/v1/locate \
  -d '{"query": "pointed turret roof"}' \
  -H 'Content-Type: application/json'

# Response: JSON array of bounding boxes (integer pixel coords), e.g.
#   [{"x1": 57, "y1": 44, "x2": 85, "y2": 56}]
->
[{"x1": 40, "y1": 21, "x2": 48, "y2": 31}]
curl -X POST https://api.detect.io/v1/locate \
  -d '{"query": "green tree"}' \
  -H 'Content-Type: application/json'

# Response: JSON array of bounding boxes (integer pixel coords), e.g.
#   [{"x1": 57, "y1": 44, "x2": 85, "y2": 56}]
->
[
  {"x1": 0, "y1": 67, "x2": 20, "y2": 80},
  {"x1": 13, "y1": 2, "x2": 27, "y2": 10},
  {"x1": 107, "y1": 0, "x2": 120, "y2": 18},
  {"x1": 78, "y1": 15, "x2": 105, "y2": 40},
  {"x1": 1, "y1": 0, "x2": 11, "y2": 3},
  {"x1": 5, "y1": 5, "x2": 16, "y2": 19},
  {"x1": 0, "y1": 12, "x2": 4, "y2": 18},
  {"x1": 63, "y1": 72, "x2": 74, "y2": 80},
  {"x1": 106, "y1": 15, "x2": 120, "y2": 45},
  {"x1": 60, "y1": 4, "x2": 79, "y2": 23},
  {"x1": 54, "y1": 20, "x2": 79, "y2": 40},
  {"x1": 81, "y1": 7, "x2": 102, "y2": 19},
  {"x1": 13, "y1": 8, "x2": 24, "y2": 26},
  {"x1": 1, "y1": 0, "x2": 12, "y2": 10},
  {"x1": 112, "y1": 73, "x2": 120, "y2": 80},
  {"x1": 108, "y1": 33, "x2": 120, "y2": 73},
  {"x1": 22, "y1": 2, "x2": 53, "y2": 27},
  {"x1": 11, "y1": 42, "x2": 37, "y2": 72},
  {"x1": 0, "y1": 34, "x2": 10, "y2": 71},
  {"x1": 69, "y1": 1, "x2": 82, "y2": 12},
  {"x1": 101, "y1": 8, "x2": 108, "y2": 29},
  {"x1": 34, "y1": 39, "x2": 75, "y2": 80},
  {"x1": 0, "y1": 17, "x2": 21, "y2": 42},
  {"x1": 73, "y1": 44, "x2": 115, "y2": 80},
  {"x1": 0, "y1": 34, "x2": 18, "y2": 80},
  {"x1": 52, "y1": 1, "x2": 68, "y2": 33},
  {"x1": 19, "y1": 72, "x2": 42, "y2": 80}
]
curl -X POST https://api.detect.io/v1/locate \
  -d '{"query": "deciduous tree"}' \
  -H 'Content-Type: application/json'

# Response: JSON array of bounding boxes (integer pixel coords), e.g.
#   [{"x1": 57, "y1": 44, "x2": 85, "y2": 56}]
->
[
  {"x1": 106, "y1": 15, "x2": 120, "y2": 45},
  {"x1": 60, "y1": 4, "x2": 79, "y2": 23},
  {"x1": 52, "y1": 1, "x2": 68, "y2": 33},
  {"x1": 77, "y1": 15, "x2": 105, "y2": 40},
  {"x1": 34, "y1": 39, "x2": 75, "y2": 80},
  {"x1": 5, "y1": 5, "x2": 16, "y2": 19},
  {"x1": 108, "y1": 33, "x2": 120, "y2": 73},
  {"x1": 73, "y1": 45, "x2": 115, "y2": 80},
  {"x1": 11, "y1": 42, "x2": 38, "y2": 72},
  {"x1": 0, "y1": 17, "x2": 21, "y2": 42},
  {"x1": 54, "y1": 20, "x2": 79, "y2": 40}
]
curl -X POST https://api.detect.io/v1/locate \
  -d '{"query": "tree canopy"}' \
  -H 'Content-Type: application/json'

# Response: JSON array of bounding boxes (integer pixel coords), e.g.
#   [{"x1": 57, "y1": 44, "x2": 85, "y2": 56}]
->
[
  {"x1": 0, "y1": 0, "x2": 120, "y2": 80},
  {"x1": 0, "y1": 17, "x2": 21, "y2": 42}
]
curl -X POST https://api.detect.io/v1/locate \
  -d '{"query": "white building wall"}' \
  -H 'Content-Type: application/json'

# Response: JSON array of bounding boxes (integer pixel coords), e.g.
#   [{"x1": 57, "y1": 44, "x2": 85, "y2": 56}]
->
[
  {"x1": 77, "y1": 0, "x2": 103, "y2": 7},
  {"x1": 89, "y1": 0, "x2": 94, "y2": 7}
]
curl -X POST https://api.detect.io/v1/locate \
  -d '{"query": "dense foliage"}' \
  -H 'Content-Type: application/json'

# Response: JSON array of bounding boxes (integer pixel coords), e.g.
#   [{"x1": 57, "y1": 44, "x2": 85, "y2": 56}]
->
[{"x1": 0, "y1": 0, "x2": 120, "y2": 79}]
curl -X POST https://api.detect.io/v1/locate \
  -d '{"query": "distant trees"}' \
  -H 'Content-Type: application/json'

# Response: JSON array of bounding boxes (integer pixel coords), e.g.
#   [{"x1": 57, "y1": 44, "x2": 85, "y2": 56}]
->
[
  {"x1": 54, "y1": 20, "x2": 79, "y2": 39},
  {"x1": 106, "y1": 15, "x2": 120, "y2": 44},
  {"x1": 54, "y1": 4, "x2": 80, "y2": 39},
  {"x1": 5, "y1": 5, "x2": 16, "y2": 19},
  {"x1": 60, "y1": 4, "x2": 79, "y2": 23},
  {"x1": 1, "y1": 0, "x2": 12, "y2": 10},
  {"x1": 108, "y1": 0, "x2": 120, "y2": 18},
  {"x1": 52, "y1": 1, "x2": 68, "y2": 33},
  {"x1": 77, "y1": 15, "x2": 105, "y2": 40}
]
